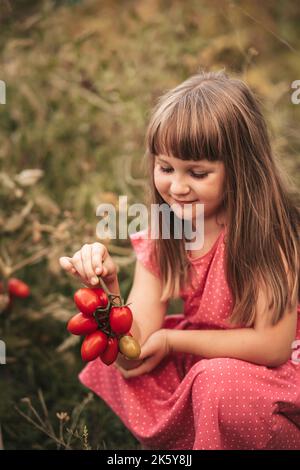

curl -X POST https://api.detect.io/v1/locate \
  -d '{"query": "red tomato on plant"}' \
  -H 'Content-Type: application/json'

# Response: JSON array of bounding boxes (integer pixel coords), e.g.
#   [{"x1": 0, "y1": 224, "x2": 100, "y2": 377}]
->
[
  {"x1": 81, "y1": 330, "x2": 108, "y2": 362},
  {"x1": 100, "y1": 336, "x2": 119, "y2": 365},
  {"x1": 109, "y1": 306, "x2": 133, "y2": 335},
  {"x1": 91, "y1": 288, "x2": 109, "y2": 309},
  {"x1": 74, "y1": 288, "x2": 103, "y2": 317},
  {"x1": 67, "y1": 312, "x2": 98, "y2": 336},
  {"x1": 8, "y1": 278, "x2": 30, "y2": 298}
]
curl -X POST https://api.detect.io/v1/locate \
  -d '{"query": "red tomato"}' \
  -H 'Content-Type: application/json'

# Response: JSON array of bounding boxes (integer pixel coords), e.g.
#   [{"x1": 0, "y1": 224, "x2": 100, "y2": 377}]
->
[
  {"x1": 109, "y1": 306, "x2": 133, "y2": 335},
  {"x1": 81, "y1": 330, "x2": 108, "y2": 362},
  {"x1": 99, "y1": 336, "x2": 119, "y2": 365},
  {"x1": 67, "y1": 312, "x2": 98, "y2": 336},
  {"x1": 74, "y1": 288, "x2": 102, "y2": 317},
  {"x1": 8, "y1": 278, "x2": 30, "y2": 298},
  {"x1": 91, "y1": 288, "x2": 109, "y2": 309}
]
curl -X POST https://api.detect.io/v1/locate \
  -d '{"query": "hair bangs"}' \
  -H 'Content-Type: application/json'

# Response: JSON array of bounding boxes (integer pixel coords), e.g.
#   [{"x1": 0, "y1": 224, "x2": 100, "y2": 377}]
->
[{"x1": 146, "y1": 91, "x2": 225, "y2": 163}]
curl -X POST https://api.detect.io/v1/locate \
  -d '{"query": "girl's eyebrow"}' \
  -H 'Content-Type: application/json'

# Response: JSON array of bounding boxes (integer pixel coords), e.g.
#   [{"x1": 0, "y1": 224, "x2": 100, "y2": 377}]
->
[{"x1": 156, "y1": 156, "x2": 211, "y2": 168}]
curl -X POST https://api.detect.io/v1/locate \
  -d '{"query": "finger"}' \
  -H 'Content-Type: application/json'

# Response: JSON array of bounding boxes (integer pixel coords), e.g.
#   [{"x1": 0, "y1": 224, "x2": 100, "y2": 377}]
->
[
  {"x1": 138, "y1": 341, "x2": 154, "y2": 361},
  {"x1": 72, "y1": 250, "x2": 88, "y2": 281},
  {"x1": 114, "y1": 360, "x2": 143, "y2": 379},
  {"x1": 102, "y1": 256, "x2": 116, "y2": 279},
  {"x1": 114, "y1": 363, "x2": 129, "y2": 378},
  {"x1": 60, "y1": 257, "x2": 78, "y2": 275},
  {"x1": 91, "y1": 243, "x2": 106, "y2": 276},
  {"x1": 123, "y1": 357, "x2": 156, "y2": 378},
  {"x1": 59, "y1": 256, "x2": 75, "y2": 272},
  {"x1": 81, "y1": 244, "x2": 98, "y2": 285}
]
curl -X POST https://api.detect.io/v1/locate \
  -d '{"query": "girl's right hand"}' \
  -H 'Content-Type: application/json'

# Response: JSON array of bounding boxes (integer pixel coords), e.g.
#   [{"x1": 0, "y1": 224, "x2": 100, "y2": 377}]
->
[{"x1": 59, "y1": 242, "x2": 118, "y2": 288}]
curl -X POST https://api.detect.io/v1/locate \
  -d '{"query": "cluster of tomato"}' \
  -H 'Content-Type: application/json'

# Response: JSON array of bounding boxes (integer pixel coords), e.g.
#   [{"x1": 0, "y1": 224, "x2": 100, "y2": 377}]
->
[{"x1": 67, "y1": 286, "x2": 141, "y2": 365}]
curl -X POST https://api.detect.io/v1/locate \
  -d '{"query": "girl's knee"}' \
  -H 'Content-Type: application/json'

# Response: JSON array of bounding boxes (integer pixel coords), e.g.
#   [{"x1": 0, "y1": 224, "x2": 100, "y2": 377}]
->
[
  {"x1": 191, "y1": 357, "x2": 263, "y2": 407},
  {"x1": 191, "y1": 357, "x2": 244, "y2": 383}
]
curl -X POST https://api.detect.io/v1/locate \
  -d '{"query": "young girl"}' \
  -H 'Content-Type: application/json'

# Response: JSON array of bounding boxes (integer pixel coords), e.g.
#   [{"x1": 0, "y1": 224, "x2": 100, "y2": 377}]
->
[{"x1": 59, "y1": 70, "x2": 300, "y2": 450}]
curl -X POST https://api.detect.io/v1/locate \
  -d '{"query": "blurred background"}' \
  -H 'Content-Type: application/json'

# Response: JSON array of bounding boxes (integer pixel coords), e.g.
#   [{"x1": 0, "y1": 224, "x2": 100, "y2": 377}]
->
[{"x1": 0, "y1": 0, "x2": 299, "y2": 450}]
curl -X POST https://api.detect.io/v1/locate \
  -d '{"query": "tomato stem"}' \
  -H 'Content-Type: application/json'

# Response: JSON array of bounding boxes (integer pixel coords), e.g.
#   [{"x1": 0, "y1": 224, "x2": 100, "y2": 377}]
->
[
  {"x1": 109, "y1": 294, "x2": 123, "y2": 306},
  {"x1": 93, "y1": 312, "x2": 108, "y2": 329},
  {"x1": 97, "y1": 277, "x2": 124, "y2": 305},
  {"x1": 95, "y1": 298, "x2": 111, "y2": 314}
]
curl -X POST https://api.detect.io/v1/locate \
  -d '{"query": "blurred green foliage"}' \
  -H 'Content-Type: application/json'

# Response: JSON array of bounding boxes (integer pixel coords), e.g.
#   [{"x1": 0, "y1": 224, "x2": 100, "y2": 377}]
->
[{"x1": 0, "y1": 0, "x2": 299, "y2": 450}]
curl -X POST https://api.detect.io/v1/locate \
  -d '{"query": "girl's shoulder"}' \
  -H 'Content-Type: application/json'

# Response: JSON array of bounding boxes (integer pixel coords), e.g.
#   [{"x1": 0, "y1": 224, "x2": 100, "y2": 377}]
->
[
  {"x1": 129, "y1": 228, "x2": 160, "y2": 278},
  {"x1": 129, "y1": 227, "x2": 151, "y2": 241}
]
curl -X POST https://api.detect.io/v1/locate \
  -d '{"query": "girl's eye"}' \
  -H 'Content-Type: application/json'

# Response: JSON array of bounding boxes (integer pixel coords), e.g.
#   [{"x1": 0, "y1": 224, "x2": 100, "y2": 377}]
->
[
  {"x1": 191, "y1": 172, "x2": 209, "y2": 179},
  {"x1": 160, "y1": 167, "x2": 173, "y2": 174},
  {"x1": 159, "y1": 166, "x2": 209, "y2": 179}
]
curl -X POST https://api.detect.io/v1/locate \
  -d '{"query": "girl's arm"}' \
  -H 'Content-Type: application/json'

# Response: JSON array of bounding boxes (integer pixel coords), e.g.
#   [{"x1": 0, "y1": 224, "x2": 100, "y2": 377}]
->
[
  {"x1": 167, "y1": 294, "x2": 297, "y2": 368},
  {"x1": 168, "y1": 249, "x2": 298, "y2": 368},
  {"x1": 126, "y1": 259, "x2": 168, "y2": 345},
  {"x1": 115, "y1": 258, "x2": 168, "y2": 370}
]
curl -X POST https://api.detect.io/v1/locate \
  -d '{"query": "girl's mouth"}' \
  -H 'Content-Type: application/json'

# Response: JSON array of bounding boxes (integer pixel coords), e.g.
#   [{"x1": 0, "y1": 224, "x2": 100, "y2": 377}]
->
[{"x1": 172, "y1": 199, "x2": 198, "y2": 205}]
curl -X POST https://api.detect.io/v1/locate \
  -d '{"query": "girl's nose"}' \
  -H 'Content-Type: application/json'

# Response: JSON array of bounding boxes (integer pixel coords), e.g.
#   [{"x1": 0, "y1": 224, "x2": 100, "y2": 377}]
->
[{"x1": 170, "y1": 180, "x2": 190, "y2": 196}]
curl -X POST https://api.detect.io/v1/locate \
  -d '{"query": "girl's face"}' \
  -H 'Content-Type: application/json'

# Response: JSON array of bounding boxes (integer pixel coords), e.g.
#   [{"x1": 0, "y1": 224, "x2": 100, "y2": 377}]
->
[{"x1": 154, "y1": 154, "x2": 226, "y2": 224}]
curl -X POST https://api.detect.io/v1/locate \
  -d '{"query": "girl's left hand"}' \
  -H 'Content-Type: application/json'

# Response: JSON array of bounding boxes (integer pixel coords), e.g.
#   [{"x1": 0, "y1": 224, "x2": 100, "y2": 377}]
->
[{"x1": 114, "y1": 329, "x2": 171, "y2": 379}]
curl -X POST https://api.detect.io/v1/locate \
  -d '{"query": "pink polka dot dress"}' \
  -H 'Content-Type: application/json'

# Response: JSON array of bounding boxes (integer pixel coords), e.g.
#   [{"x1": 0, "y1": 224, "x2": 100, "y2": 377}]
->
[{"x1": 79, "y1": 226, "x2": 300, "y2": 450}]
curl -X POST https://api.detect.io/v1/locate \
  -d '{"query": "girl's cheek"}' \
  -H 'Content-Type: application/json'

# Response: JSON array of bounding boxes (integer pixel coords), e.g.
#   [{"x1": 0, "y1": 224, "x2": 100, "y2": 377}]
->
[
  {"x1": 153, "y1": 170, "x2": 159, "y2": 187},
  {"x1": 154, "y1": 173, "x2": 167, "y2": 192}
]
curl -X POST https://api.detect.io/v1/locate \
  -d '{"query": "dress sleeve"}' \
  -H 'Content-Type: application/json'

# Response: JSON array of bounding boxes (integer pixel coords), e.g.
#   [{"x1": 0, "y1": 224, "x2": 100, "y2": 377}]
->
[{"x1": 129, "y1": 229, "x2": 161, "y2": 279}]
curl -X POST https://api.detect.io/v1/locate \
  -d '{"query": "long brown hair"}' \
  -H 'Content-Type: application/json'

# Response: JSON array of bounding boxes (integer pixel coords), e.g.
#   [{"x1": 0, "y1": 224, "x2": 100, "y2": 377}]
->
[{"x1": 143, "y1": 70, "x2": 300, "y2": 327}]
